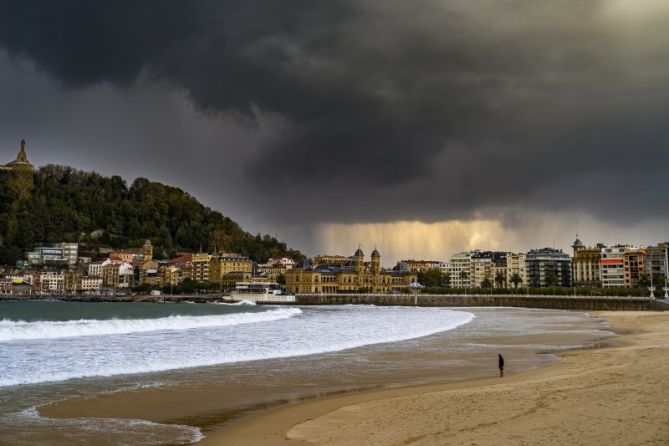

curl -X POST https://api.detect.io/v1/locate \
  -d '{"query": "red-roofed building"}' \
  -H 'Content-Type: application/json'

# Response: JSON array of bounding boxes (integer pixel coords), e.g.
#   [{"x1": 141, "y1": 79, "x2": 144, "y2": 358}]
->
[{"x1": 167, "y1": 252, "x2": 193, "y2": 265}]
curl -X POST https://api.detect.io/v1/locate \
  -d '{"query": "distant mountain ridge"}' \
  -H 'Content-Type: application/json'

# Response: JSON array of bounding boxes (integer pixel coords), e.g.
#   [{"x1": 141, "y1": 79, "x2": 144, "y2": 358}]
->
[{"x1": 0, "y1": 164, "x2": 304, "y2": 265}]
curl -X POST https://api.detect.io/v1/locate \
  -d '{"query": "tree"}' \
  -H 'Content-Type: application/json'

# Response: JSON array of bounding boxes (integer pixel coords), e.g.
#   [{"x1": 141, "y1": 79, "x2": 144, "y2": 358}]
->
[
  {"x1": 481, "y1": 277, "x2": 493, "y2": 289},
  {"x1": 5, "y1": 169, "x2": 35, "y2": 203},
  {"x1": 510, "y1": 273, "x2": 523, "y2": 289},
  {"x1": 654, "y1": 274, "x2": 667, "y2": 293},
  {"x1": 544, "y1": 272, "x2": 558, "y2": 287},
  {"x1": 132, "y1": 283, "x2": 154, "y2": 294},
  {"x1": 0, "y1": 165, "x2": 305, "y2": 265},
  {"x1": 638, "y1": 274, "x2": 651, "y2": 289},
  {"x1": 418, "y1": 269, "x2": 443, "y2": 288},
  {"x1": 494, "y1": 272, "x2": 506, "y2": 289},
  {"x1": 442, "y1": 272, "x2": 451, "y2": 288},
  {"x1": 179, "y1": 278, "x2": 197, "y2": 294},
  {"x1": 459, "y1": 270, "x2": 469, "y2": 293},
  {"x1": 276, "y1": 273, "x2": 286, "y2": 286}
]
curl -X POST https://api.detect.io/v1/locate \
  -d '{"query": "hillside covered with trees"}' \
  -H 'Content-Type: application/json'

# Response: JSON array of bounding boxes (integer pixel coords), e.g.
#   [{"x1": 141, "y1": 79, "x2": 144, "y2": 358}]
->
[{"x1": 0, "y1": 165, "x2": 304, "y2": 264}]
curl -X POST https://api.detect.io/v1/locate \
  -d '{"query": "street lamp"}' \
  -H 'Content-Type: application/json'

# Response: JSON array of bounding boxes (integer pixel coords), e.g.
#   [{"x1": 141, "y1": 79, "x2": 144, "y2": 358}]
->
[
  {"x1": 649, "y1": 258, "x2": 655, "y2": 298},
  {"x1": 664, "y1": 244, "x2": 669, "y2": 299}
]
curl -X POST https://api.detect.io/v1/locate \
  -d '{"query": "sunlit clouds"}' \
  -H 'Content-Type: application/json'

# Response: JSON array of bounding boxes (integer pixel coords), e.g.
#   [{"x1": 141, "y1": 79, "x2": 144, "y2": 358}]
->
[{"x1": 310, "y1": 213, "x2": 669, "y2": 265}]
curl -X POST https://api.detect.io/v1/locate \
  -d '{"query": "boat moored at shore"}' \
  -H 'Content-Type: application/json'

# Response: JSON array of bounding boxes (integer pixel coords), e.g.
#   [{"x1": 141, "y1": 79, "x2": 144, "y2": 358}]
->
[{"x1": 227, "y1": 281, "x2": 296, "y2": 303}]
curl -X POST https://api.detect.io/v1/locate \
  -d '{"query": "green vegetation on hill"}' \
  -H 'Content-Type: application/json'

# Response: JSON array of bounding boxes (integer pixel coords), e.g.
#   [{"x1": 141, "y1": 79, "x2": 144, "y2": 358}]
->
[{"x1": 0, "y1": 165, "x2": 304, "y2": 264}]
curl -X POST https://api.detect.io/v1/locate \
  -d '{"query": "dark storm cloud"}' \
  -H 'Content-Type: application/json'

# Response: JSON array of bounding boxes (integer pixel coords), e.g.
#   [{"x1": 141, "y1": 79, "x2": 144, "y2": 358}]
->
[{"x1": 1, "y1": 0, "x2": 668, "y2": 225}]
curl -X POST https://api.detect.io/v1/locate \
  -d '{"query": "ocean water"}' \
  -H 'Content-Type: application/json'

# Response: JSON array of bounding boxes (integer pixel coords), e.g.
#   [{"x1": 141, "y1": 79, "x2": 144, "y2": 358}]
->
[
  {"x1": 0, "y1": 301, "x2": 473, "y2": 387},
  {"x1": 0, "y1": 301, "x2": 612, "y2": 445}
]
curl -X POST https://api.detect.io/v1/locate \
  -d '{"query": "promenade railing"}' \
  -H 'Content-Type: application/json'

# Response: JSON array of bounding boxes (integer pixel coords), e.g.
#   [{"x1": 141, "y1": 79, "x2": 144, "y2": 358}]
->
[{"x1": 296, "y1": 293, "x2": 655, "y2": 301}]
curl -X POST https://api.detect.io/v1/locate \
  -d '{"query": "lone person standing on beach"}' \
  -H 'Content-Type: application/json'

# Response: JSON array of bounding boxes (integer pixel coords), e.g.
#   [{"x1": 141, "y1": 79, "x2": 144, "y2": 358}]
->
[{"x1": 498, "y1": 354, "x2": 504, "y2": 377}]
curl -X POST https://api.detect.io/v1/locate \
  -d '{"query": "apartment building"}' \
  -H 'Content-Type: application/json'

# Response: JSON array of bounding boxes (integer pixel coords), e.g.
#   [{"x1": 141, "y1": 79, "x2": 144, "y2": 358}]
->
[{"x1": 600, "y1": 245, "x2": 627, "y2": 288}]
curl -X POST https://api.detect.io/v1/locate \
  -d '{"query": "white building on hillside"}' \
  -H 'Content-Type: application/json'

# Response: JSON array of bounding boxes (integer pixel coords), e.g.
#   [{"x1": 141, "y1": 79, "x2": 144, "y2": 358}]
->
[
  {"x1": 88, "y1": 261, "x2": 104, "y2": 277},
  {"x1": 60, "y1": 243, "x2": 79, "y2": 266},
  {"x1": 268, "y1": 257, "x2": 297, "y2": 270}
]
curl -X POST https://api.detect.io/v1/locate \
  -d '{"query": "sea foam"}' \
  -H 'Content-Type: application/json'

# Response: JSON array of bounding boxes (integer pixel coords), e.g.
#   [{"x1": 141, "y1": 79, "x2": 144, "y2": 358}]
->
[
  {"x1": 0, "y1": 308, "x2": 301, "y2": 342},
  {"x1": 12, "y1": 407, "x2": 204, "y2": 445}
]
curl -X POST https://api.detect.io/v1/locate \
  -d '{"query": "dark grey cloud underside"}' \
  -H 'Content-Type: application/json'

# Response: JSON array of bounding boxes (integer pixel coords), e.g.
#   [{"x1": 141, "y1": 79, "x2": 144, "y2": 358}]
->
[{"x1": 0, "y1": 0, "x2": 668, "y2": 225}]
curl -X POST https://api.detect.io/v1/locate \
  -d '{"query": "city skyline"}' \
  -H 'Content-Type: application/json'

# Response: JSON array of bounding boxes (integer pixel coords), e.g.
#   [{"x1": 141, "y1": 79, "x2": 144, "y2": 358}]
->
[{"x1": 1, "y1": 1, "x2": 668, "y2": 263}]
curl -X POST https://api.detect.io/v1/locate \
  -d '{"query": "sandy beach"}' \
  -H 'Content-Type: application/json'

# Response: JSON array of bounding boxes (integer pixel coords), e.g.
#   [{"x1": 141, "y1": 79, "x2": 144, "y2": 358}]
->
[{"x1": 202, "y1": 311, "x2": 669, "y2": 446}]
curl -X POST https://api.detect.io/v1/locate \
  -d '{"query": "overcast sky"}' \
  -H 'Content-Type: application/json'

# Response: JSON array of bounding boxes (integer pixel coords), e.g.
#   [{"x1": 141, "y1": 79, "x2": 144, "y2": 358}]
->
[{"x1": 1, "y1": 0, "x2": 668, "y2": 265}]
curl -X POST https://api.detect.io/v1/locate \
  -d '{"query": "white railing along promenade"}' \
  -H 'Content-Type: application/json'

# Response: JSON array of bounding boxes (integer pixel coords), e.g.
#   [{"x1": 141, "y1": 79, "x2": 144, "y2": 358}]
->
[{"x1": 296, "y1": 293, "x2": 655, "y2": 301}]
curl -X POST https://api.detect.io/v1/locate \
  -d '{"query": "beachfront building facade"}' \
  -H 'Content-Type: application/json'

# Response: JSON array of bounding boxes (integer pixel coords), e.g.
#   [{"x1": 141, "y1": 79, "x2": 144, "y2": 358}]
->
[
  {"x1": 81, "y1": 276, "x2": 103, "y2": 292},
  {"x1": 63, "y1": 271, "x2": 82, "y2": 293},
  {"x1": 493, "y1": 260, "x2": 507, "y2": 289},
  {"x1": 284, "y1": 249, "x2": 416, "y2": 294},
  {"x1": 133, "y1": 259, "x2": 160, "y2": 285},
  {"x1": 600, "y1": 245, "x2": 627, "y2": 288},
  {"x1": 40, "y1": 271, "x2": 64, "y2": 293},
  {"x1": 526, "y1": 248, "x2": 572, "y2": 288},
  {"x1": 437, "y1": 262, "x2": 449, "y2": 276},
  {"x1": 448, "y1": 252, "x2": 472, "y2": 288},
  {"x1": 571, "y1": 239, "x2": 603, "y2": 288},
  {"x1": 644, "y1": 243, "x2": 668, "y2": 283},
  {"x1": 209, "y1": 252, "x2": 253, "y2": 291},
  {"x1": 192, "y1": 253, "x2": 213, "y2": 283},
  {"x1": 162, "y1": 266, "x2": 179, "y2": 287},
  {"x1": 470, "y1": 253, "x2": 494, "y2": 288},
  {"x1": 467, "y1": 251, "x2": 508, "y2": 288},
  {"x1": 623, "y1": 247, "x2": 646, "y2": 288},
  {"x1": 101, "y1": 261, "x2": 134, "y2": 289},
  {"x1": 164, "y1": 253, "x2": 194, "y2": 286},
  {"x1": 505, "y1": 253, "x2": 527, "y2": 288}
]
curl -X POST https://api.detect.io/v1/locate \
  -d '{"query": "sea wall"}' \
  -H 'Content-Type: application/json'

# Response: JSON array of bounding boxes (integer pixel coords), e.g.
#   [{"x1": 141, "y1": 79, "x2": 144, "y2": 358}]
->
[
  {"x1": 296, "y1": 293, "x2": 662, "y2": 311},
  {"x1": 2, "y1": 293, "x2": 665, "y2": 310}
]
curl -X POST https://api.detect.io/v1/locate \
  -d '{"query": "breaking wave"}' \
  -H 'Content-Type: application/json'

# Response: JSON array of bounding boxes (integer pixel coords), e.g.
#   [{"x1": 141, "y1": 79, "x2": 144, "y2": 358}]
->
[{"x1": 0, "y1": 308, "x2": 302, "y2": 342}]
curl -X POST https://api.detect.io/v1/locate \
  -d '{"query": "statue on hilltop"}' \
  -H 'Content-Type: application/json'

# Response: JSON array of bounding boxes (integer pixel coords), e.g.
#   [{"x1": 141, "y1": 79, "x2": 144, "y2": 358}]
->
[{"x1": 17, "y1": 139, "x2": 28, "y2": 163}]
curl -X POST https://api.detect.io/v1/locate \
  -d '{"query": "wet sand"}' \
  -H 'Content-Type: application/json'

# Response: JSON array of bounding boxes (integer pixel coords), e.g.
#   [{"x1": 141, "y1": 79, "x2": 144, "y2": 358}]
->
[
  {"x1": 200, "y1": 311, "x2": 669, "y2": 445},
  {"x1": 39, "y1": 331, "x2": 573, "y2": 425}
]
